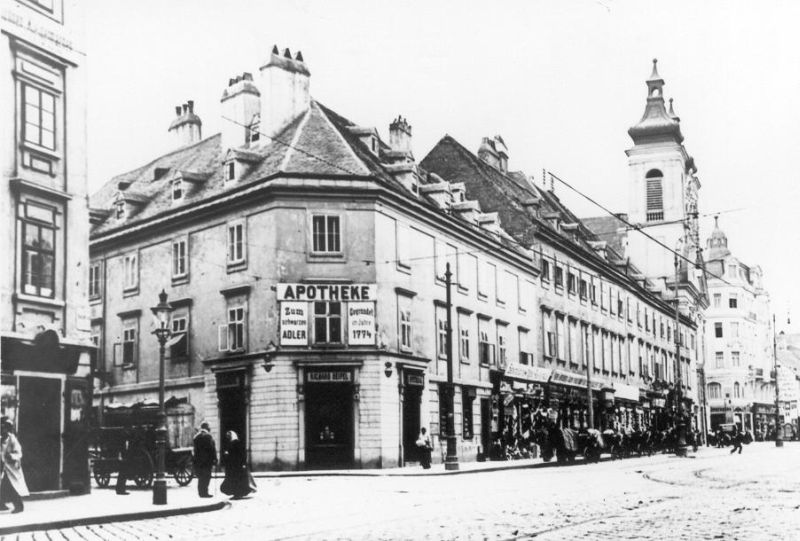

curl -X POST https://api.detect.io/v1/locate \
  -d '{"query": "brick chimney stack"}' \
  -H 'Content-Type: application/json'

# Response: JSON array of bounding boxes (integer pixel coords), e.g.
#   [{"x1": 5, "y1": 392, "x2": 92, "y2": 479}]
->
[
  {"x1": 259, "y1": 45, "x2": 311, "y2": 138},
  {"x1": 220, "y1": 72, "x2": 261, "y2": 151},
  {"x1": 389, "y1": 115, "x2": 412, "y2": 155},
  {"x1": 168, "y1": 100, "x2": 202, "y2": 148}
]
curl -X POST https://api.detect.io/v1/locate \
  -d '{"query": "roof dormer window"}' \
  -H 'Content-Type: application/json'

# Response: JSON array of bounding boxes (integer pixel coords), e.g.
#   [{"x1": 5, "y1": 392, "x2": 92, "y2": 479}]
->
[
  {"x1": 249, "y1": 119, "x2": 260, "y2": 143},
  {"x1": 226, "y1": 161, "x2": 236, "y2": 182},
  {"x1": 171, "y1": 178, "x2": 183, "y2": 202},
  {"x1": 114, "y1": 200, "x2": 126, "y2": 221}
]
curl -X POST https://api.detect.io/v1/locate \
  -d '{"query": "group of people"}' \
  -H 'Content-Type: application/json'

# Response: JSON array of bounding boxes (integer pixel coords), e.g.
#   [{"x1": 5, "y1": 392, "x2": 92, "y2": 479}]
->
[{"x1": 191, "y1": 423, "x2": 256, "y2": 500}]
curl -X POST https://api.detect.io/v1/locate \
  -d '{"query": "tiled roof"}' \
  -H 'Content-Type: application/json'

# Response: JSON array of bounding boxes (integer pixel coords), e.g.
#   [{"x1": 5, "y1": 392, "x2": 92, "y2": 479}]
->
[
  {"x1": 90, "y1": 100, "x2": 405, "y2": 236},
  {"x1": 581, "y1": 215, "x2": 628, "y2": 255}
]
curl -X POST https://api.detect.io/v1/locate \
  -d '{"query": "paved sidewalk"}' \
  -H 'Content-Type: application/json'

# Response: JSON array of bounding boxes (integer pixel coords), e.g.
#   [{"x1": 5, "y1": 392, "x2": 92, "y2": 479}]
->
[{"x1": 0, "y1": 486, "x2": 227, "y2": 536}]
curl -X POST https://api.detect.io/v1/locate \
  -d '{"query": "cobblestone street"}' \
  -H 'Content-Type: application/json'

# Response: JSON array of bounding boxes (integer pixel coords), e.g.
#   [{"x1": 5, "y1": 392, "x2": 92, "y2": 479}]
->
[{"x1": 4, "y1": 443, "x2": 799, "y2": 540}]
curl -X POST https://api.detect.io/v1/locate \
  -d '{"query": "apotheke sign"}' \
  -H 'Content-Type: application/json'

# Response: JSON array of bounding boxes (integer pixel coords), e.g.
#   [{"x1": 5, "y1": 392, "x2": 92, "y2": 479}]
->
[{"x1": 277, "y1": 283, "x2": 377, "y2": 302}]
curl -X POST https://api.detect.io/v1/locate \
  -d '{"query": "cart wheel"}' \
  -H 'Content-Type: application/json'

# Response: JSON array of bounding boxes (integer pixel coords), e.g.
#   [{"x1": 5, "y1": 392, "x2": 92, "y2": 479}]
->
[
  {"x1": 94, "y1": 470, "x2": 111, "y2": 488},
  {"x1": 134, "y1": 469, "x2": 154, "y2": 488},
  {"x1": 173, "y1": 459, "x2": 194, "y2": 487}
]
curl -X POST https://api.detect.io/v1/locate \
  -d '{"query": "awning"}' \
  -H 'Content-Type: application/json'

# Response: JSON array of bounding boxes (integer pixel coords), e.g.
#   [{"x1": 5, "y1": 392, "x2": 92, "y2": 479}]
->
[{"x1": 612, "y1": 382, "x2": 640, "y2": 402}]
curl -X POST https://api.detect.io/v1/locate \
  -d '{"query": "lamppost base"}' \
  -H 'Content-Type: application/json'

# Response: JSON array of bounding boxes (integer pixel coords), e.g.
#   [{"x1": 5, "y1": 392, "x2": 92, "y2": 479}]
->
[
  {"x1": 153, "y1": 479, "x2": 168, "y2": 505},
  {"x1": 444, "y1": 458, "x2": 460, "y2": 471},
  {"x1": 674, "y1": 446, "x2": 688, "y2": 457},
  {"x1": 775, "y1": 439, "x2": 784, "y2": 448}
]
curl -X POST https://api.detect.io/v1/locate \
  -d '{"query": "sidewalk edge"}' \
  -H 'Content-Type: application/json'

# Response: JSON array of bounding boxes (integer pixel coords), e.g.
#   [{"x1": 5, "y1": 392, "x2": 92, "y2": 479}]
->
[{"x1": 0, "y1": 500, "x2": 229, "y2": 536}]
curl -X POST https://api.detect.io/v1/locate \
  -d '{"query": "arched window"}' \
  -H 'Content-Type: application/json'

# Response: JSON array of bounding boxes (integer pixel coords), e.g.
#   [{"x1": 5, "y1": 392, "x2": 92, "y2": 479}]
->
[
  {"x1": 645, "y1": 169, "x2": 663, "y2": 222},
  {"x1": 733, "y1": 382, "x2": 741, "y2": 398},
  {"x1": 707, "y1": 382, "x2": 721, "y2": 400}
]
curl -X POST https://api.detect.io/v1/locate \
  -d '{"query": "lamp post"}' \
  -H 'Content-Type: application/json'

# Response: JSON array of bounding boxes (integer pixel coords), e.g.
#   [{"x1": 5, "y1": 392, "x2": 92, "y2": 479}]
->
[
  {"x1": 773, "y1": 314, "x2": 783, "y2": 448},
  {"x1": 150, "y1": 289, "x2": 173, "y2": 504},
  {"x1": 443, "y1": 263, "x2": 459, "y2": 470}
]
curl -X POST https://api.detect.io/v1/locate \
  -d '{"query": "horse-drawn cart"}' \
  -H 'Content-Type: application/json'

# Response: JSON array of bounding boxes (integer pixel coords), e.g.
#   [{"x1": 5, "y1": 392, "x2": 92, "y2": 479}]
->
[{"x1": 90, "y1": 402, "x2": 194, "y2": 488}]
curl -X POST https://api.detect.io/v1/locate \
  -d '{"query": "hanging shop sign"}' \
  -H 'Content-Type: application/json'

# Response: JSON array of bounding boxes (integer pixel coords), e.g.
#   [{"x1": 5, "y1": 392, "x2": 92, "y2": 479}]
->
[
  {"x1": 504, "y1": 364, "x2": 552, "y2": 384},
  {"x1": 279, "y1": 302, "x2": 308, "y2": 346},
  {"x1": 306, "y1": 370, "x2": 353, "y2": 383},
  {"x1": 277, "y1": 283, "x2": 377, "y2": 302},
  {"x1": 550, "y1": 369, "x2": 605, "y2": 391},
  {"x1": 348, "y1": 302, "x2": 376, "y2": 345},
  {"x1": 612, "y1": 383, "x2": 640, "y2": 402}
]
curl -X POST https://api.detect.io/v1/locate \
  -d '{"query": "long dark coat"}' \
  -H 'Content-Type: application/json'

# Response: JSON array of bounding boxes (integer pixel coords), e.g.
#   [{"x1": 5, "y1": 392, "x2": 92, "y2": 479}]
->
[{"x1": 220, "y1": 439, "x2": 255, "y2": 498}]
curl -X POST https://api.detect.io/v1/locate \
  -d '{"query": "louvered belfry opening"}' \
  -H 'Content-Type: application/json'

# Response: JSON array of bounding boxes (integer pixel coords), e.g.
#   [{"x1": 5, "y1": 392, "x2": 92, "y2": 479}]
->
[{"x1": 645, "y1": 169, "x2": 664, "y2": 221}]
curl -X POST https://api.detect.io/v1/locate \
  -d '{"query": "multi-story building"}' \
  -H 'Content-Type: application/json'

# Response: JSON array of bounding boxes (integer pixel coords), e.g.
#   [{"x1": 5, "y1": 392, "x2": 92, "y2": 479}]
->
[
  {"x1": 703, "y1": 218, "x2": 773, "y2": 435},
  {"x1": 776, "y1": 332, "x2": 800, "y2": 439},
  {"x1": 0, "y1": 0, "x2": 94, "y2": 493},
  {"x1": 422, "y1": 136, "x2": 698, "y2": 438},
  {"x1": 89, "y1": 48, "x2": 546, "y2": 469},
  {"x1": 89, "y1": 50, "x2": 703, "y2": 471}
]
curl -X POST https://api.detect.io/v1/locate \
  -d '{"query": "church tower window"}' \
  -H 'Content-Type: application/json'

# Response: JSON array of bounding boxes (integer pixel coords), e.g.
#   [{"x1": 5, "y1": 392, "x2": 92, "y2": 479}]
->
[{"x1": 645, "y1": 169, "x2": 663, "y2": 222}]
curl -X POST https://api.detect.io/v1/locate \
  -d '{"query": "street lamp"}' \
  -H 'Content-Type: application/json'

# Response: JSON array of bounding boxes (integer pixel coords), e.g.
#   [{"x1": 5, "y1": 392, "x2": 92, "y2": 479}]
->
[
  {"x1": 443, "y1": 263, "x2": 459, "y2": 471},
  {"x1": 772, "y1": 314, "x2": 783, "y2": 448},
  {"x1": 150, "y1": 289, "x2": 173, "y2": 504}
]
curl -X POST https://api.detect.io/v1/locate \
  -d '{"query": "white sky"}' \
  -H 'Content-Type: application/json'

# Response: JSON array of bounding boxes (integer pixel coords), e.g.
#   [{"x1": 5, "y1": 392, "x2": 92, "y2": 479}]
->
[{"x1": 85, "y1": 0, "x2": 800, "y2": 330}]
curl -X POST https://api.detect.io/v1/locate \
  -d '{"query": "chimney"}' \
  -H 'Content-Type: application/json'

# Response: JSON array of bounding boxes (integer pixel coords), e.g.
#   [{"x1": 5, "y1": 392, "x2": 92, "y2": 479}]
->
[
  {"x1": 220, "y1": 72, "x2": 261, "y2": 151},
  {"x1": 168, "y1": 100, "x2": 202, "y2": 148},
  {"x1": 259, "y1": 45, "x2": 311, "y2": 138},
  {"x1": 477, "y1": 136, "x2": 508, "y2": 173},
  {"x1": 389, "y1": 115, "x2": 412, "y2": 154}
]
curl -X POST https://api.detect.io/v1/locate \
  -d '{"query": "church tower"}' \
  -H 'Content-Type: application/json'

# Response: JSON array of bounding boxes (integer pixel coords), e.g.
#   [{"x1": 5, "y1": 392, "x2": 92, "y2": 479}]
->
[{"x1": 625, "y1": 59, "x2": 702, "y2": 297}]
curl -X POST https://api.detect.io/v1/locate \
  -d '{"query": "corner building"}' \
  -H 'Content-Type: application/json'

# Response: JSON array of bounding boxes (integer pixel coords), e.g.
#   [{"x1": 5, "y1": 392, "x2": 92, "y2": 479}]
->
[
  {"x1": 89, "y1": 48, "x2": 542, "y2": 469},
  {"x1": 1, "y1": 0, "x2": 94, "y2": 493}
]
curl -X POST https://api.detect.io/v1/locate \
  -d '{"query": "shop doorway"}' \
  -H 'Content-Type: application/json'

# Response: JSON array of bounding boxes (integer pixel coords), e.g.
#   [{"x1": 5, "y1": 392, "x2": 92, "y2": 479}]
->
[
  {"x1": 480, "y1": 398, "x2": 491, "y2": 460},
  {"x1": 216, "y1": 370, "x2": 248, "y2": 456},
  {"x1": 18, "y1": 376, "x2": 62, "y2": 492},
  {"x1": 305, "y1": 372, "x2": 354, "y2": 469},
  {"x1": 402, "y1": 385, "x2": 422, "y2": 464}
]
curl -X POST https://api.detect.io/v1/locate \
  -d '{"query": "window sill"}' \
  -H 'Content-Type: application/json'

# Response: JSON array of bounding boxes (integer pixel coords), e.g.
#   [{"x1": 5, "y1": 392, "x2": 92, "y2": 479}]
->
[
  {"x1": 226, "y1": 260, "x2": 248, "y2": 273},
  {"x1": 123, "y1": 286, "x2": 139, "y2": 298},
  {"x1": 21, "y1": 141, "x2": 61, "y2": 161},
  {"x1": 121, "y1": 363, "x2": 136, "y2": 371},
  {"x1": 13, "y1": 292, "x2": 64, "y2": 308},
  {"x1": 89, "y1": 295, "x2": 102, "y2": 305},
  {"x1": 459, "y1": 358, "x2": 470, "y2": 364}
]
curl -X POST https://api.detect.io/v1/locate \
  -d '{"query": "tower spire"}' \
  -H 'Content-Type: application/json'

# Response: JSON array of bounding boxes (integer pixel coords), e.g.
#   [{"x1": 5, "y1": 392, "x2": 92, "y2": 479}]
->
[{"x1": 628, "y1": 59, "x2": 683, "y2": 144}]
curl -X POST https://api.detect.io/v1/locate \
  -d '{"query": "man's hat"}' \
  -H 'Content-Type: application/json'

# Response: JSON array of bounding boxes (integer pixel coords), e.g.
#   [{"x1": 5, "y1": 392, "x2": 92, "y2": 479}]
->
[{"x1": 200, "y1": 421, "x2": 210, "y2": 431}]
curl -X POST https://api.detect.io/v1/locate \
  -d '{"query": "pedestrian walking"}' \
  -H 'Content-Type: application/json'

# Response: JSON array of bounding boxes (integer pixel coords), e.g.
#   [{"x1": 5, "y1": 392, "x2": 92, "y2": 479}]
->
[
  {"x1": 220, "y1": 431, "x2": 256, "y2": 500},
  {"x1": 193, "y1": 422, "x2": 217, "y2": 498},
  {"x1": 1, "y1": 417, "x2": 28, "y2": 513},
  {"x1": 416, "y1": 427, "x2": 432, "y2": 469},
  {"x1": 730, "y1": 426, "x2": 743, "y2": 455},
  {"x1": 115, "y1": 428, "x2": 135, "y2": 495}
]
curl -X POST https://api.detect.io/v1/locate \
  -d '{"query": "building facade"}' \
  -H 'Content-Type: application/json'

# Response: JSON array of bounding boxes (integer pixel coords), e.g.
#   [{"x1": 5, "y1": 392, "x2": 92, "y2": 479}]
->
[
  {"x1": 703, "y1": 218, "x2": 773, "y2": 435},
  {"x1": 0, "y1": 0, "x2": 94, "y2": 493},
  {"x1": 422, "y1": 136, "x2": 698, "y2": 441}
]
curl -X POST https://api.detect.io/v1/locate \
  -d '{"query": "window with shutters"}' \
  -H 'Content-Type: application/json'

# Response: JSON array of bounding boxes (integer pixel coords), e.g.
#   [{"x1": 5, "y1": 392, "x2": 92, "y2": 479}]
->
[
  {"x1": 645, "y1": 169, "x2": 663, "y2": 221},
  {"x1": 169, "y1": 314, "x2": 189, "y2": 361},
  {"x1": 436, "y1": 306, "x2": 448, "y2": 359}
]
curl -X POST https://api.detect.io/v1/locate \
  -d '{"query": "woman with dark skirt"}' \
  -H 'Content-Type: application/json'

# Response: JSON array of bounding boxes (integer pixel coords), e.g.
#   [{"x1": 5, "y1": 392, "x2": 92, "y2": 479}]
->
[{"x1": 220, "y1": 431, "x2": 256, "y2": 500}]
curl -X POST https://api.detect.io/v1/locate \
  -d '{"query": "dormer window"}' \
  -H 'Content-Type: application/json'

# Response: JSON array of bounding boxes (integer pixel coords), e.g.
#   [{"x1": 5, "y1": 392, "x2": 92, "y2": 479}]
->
[
  {"x1": 114, "y1": 200, "x2": 126, "y2": 220},
  {"x1": 370, "y1": 136, "x2": 378, "y2": 154},
  {"x1": 226, "y1": 161, "x2": 236, "y2": 182},
  {"x1": 171, "y1": 178, "x2": 183, "y2": 201},
  {"x1": 249, "y1": 120, "x2": 260, "y2": 143}
]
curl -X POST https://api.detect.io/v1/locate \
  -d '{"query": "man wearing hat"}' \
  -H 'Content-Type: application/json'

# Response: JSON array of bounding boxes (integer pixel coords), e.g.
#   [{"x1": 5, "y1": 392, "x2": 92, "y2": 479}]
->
[
  {"x1": 1, "y1": 417, "x2": 28, "y2": 513},
  {"x1": 193, "y1": 422, "x2": 217, "y2": 498}
]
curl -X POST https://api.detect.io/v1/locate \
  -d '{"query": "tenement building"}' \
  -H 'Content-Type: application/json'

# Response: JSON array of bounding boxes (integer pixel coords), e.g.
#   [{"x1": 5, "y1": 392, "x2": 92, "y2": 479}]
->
[
  {"x1": 0, "y1": 0, "x2": 94, "y2": 493},
  {"x1": 422, "y1": 136, "x2": 698, "y2": 441},
  {"x1": 89, "y1": 47, "x2": 544, "y2": 469},
  {"x1": 704, "y1": 218, "x2": 774, "y2": 436}
]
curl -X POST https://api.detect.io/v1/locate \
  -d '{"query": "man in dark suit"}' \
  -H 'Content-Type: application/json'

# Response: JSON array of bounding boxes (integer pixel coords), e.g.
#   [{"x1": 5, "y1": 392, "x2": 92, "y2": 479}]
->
[{"x1": 193, "y1": 422, "x2": 217, "y2": 497}]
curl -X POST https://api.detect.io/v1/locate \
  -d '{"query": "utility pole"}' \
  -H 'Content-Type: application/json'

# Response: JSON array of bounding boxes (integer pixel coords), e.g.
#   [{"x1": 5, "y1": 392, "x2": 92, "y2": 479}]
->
[
  {"x1": 585, "y1": 326, "x2": 594, "y2": 429},
  {"x1": 773, "y1": 314, "x2": 783, "y2": 447},
  {"x1": 673, "y1": 252, "x2": 688, "y2": 456},
  {"x1": 444, "y1": 263, "x2": 459, "y2": 470}
]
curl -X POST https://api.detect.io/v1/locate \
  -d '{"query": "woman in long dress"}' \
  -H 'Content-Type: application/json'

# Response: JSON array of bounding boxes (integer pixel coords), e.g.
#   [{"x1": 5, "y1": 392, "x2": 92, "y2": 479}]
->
[
  {"x1": 1, "y1": 417, "x2": 29, "y2": 513},
  {"x1": 220, "y1": 431, "x2": 256, "y2": 500}
]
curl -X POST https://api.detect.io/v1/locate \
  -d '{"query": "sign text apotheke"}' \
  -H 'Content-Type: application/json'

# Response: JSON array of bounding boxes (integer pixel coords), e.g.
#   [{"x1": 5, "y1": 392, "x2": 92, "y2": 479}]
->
[{"x1": 277, "y1": 283, "x2": 377, "y2": 302}]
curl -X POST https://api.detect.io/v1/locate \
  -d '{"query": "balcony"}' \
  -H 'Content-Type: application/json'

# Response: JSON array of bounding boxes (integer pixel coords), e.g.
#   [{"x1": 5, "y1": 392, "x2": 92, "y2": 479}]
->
[{"x1": 646, "y1": 211, "x2": 664, "y2": 222}]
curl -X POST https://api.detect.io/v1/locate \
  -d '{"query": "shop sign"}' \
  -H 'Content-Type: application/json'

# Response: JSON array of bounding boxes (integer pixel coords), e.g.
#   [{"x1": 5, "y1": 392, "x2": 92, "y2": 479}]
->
[
  {"x1": 612, "y1": 383, "x2": 640, "y2": 402},
  {"x1": 347, "y1": 302, "x2": 376, "y2": 345},
  {"x1": 504, "y1": 363, "x2": 552, "y2": 383},
  {"x1": 307, "y1": 370, "x2": 353, "y2": 383},
  {"x1": 406, "y1": 373, "x2": 424, "y2": 387},
  {"x1": 279, "y1": 302, "x2": 308, "y2": 346},
  {"x1": 277, "y1": 283, "x2": 377, "y2": 302},
  {"x1": 550, "y1": 369, "x2": 604, "y2": 391}
]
